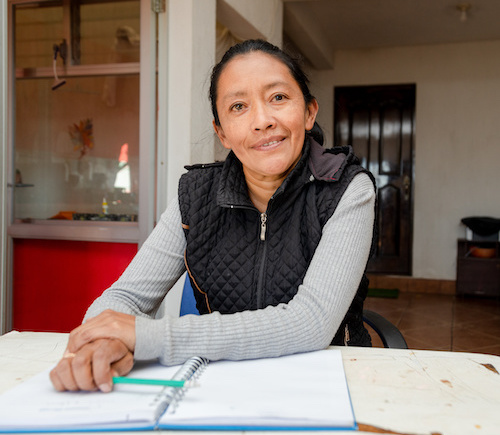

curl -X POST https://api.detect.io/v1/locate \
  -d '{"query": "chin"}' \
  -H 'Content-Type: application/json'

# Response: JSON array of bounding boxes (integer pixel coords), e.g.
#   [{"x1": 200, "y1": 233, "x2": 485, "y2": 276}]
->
[{"x1": 260, "y1": 161, "x2": 294, "y2": 178}]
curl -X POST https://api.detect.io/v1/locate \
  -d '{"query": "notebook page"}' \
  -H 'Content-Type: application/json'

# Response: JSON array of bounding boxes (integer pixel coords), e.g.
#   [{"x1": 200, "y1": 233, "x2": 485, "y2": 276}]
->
[
  {"x1": 159, "y1": 349, "x2": 355, "y2": 429},
  {"x1": 0, "y1": 361, "x2": 182, "y2": 431}
]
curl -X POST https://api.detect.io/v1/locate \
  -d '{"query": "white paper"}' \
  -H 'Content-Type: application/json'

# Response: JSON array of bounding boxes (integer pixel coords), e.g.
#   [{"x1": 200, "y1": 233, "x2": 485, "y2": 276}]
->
[
  {"x1": 0, "y1": 350, "x2": 355, "y2": 432},
  {"x1": 0, "y1": 362, "x2": 180, "y2": 430},
  {"x1": 159, "y1": 350, "x2": 355, "y2": 429}
]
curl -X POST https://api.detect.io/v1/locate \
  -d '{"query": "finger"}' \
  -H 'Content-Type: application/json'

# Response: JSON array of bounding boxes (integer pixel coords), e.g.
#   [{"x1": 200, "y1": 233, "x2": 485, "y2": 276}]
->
[
  {"x1": 110, "y1": 351, "x2": 134, "y2": 377},
  {"x1": 92, "y1": 340, "x2": 133, "y2": 393},
  {"x1": 93, "y1": 358, "x2": 133, "y2": 393},
  {"x1": 71, "y1": 344, "x2": 99, "y2": 391},
  {"x1": 49, "y1": 366, "x2": 66, "y2": 392},
  {"x1": 49, "y1": 356, "x2": 79, "y2": 391}
]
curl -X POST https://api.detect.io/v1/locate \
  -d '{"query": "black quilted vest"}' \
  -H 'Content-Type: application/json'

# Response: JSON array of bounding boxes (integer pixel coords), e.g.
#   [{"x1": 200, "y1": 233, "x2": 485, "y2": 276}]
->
[{"x1": 178, "y1": 139, "x2": 376, "y2": 346}]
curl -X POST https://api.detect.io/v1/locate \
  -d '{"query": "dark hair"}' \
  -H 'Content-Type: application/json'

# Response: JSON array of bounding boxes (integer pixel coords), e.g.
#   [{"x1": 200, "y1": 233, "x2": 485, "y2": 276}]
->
[{"x1": 209, "y1": 39, "x2": 323, "y2": 145}]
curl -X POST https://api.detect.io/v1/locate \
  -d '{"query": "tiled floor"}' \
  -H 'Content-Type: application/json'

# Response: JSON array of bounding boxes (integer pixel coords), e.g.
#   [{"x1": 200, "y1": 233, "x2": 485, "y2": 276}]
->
[{"x1": 364, "y1": 292, "x2": 500, "y2": 356}]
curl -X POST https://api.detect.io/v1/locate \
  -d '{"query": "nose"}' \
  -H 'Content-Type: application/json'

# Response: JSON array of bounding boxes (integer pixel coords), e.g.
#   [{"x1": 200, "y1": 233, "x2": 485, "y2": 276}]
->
[{"x1": 252, "y1": 102, "x2": 275, "y2": 131}]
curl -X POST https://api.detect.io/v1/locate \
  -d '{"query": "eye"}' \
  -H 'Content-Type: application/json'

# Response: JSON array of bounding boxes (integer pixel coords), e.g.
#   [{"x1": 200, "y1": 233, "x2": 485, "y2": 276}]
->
[
  {"x1": 272, "y1": 93, "x2": 287, "y2": 102},
  {"x1": 230, "y1": 102, "x2": 245, "y2": 112}
]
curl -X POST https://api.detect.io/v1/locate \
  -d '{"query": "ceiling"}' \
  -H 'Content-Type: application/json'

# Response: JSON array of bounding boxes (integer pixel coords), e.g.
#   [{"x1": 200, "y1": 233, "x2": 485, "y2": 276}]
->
[{"x1": 283, "y1": 0, "x2": 500, "y2": 69}]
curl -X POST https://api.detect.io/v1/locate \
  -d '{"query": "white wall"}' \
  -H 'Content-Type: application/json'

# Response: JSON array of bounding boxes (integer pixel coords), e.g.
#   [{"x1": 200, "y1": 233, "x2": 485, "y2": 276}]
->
[
  {"x1": 161, "y1": 0, "x2": 217, "y2": 208},
  {"x1": 218, "y1": 0, "x2": 283, "y2": 46},
  {"x1": 309, "y1": 40, "x2": 500, "y2": 280}
]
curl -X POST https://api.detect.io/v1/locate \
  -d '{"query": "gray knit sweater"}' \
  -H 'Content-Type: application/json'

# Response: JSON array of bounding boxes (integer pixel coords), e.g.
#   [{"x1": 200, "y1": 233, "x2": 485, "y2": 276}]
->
[{"x1": 85, "y1": 173, "x2": 375, "y2": 366}]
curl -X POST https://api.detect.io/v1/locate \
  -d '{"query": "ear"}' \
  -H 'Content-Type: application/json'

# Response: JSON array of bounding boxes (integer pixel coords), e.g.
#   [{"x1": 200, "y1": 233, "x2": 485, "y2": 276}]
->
[
  {"x1": 213, "y1": 120, "x2": 232, "y2": 150},
  {"x1": 305, "y1": 98, "x2": 319, "y2": 131}
]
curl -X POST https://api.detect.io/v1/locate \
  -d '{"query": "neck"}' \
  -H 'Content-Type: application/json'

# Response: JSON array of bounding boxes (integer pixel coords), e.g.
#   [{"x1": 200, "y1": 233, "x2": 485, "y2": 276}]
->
[
  {"x1": 247, "y1": 183, "x2": 278, "y2": 213},
  {"x1": 244, "y1": 170, "x2": 289, "y2": 214},
  {"x1": 239, "y1": 150, "x2": 304, "y2": 213}
]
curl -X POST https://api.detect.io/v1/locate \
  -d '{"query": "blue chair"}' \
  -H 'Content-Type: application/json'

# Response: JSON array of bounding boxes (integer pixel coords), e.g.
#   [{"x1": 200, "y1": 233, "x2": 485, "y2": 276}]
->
[{"x1": 179, "y1": 277, "x2": 199, "y2": 316}]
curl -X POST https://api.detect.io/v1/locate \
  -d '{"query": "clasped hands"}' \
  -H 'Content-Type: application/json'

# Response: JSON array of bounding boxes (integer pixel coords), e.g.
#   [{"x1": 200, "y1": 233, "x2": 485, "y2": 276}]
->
[{"x1": 50, "y1": 310, "x2": 136, "y2": 393}]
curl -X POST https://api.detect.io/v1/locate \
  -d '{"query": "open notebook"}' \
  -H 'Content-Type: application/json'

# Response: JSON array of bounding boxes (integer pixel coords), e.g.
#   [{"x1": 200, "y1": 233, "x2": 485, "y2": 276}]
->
[{"x1": 0, "y1": 349, "x2": 356, "y2": 432}]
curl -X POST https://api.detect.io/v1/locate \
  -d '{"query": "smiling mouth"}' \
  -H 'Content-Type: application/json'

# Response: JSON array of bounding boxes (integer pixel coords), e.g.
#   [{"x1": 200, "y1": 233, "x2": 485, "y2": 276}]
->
[{"x1": 256, "y1": 138, "x2": 285, "y2": 149}]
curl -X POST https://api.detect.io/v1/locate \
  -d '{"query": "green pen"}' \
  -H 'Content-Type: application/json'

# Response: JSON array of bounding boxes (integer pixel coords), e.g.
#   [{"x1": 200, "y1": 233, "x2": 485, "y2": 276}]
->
[{"x1": 112, "y1": 377, "x2": 196, "y2": 388}]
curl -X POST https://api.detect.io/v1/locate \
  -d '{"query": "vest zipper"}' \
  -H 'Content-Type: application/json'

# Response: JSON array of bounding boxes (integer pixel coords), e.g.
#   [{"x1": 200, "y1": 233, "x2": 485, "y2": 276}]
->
[
  {"x1": 260, "y1": 212, "x2": 267, "y2": 241},
  {"x1": 256, "y1": 212, "x2": 268, "y2": 309},
  {"x1": 344, "y1": 324, "x2": 350, "y2": 346}
]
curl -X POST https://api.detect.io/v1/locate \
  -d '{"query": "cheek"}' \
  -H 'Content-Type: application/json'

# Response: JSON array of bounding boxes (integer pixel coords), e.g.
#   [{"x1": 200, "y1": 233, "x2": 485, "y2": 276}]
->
[
  {"x1": 291, "y1": 114, "x2": 310, "y2": 138},
  {"x1": 217, "y1": 123, "x2": 247, "y2": 150},
  {"x1": 285, "y1": 103, "x2": 314, "y2": 134}
]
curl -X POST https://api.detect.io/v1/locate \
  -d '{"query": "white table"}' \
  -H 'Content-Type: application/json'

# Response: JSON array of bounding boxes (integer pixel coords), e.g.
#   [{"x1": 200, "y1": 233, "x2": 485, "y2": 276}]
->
[{"x1": 1, "y1": 331, "x2": 499, "y2": 435}]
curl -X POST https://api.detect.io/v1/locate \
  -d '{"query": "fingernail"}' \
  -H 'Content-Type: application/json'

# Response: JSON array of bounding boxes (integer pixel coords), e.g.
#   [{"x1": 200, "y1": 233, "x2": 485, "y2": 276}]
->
[{"x1": 99, "y1": 383, "x2": 112, "y2": 393}]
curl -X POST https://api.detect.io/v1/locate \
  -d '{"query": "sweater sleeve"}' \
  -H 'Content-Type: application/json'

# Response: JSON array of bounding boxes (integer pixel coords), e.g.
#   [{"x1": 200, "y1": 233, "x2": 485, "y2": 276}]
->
[
  {"x1": 84, "y1": 198, "x2": 187, "y2": 320},
  {"x1": 133, "y1": 172, "x2": 375, "y2": 365}
]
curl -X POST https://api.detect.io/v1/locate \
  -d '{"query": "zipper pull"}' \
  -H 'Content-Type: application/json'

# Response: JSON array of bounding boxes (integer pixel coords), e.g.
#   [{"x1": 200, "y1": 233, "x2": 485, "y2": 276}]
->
[
  {"x1": 260, "y1": 213, "x2": 267, "y2": 241},
  {"x1": 344, "y1": 324, "x2": 350, "y2": 346}
]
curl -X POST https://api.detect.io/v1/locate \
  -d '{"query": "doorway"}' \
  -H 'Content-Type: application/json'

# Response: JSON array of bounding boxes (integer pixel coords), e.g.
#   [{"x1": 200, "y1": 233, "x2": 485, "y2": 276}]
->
[{"x1": 334, "y1": 84, "x2": 415, "y2": 275}]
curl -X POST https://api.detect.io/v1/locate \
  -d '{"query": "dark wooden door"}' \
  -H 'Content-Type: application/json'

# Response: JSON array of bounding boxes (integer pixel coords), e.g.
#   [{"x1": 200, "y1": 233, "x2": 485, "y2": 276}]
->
[{"x1": 334, "y1": 84, "x2": 415, "y2": 275}]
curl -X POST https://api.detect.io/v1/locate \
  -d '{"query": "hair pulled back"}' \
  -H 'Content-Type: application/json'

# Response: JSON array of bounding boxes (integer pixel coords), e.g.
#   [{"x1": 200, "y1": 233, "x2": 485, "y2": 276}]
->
[{"x1": 209, "y1": 39, "x2": 323, "y2": 145}]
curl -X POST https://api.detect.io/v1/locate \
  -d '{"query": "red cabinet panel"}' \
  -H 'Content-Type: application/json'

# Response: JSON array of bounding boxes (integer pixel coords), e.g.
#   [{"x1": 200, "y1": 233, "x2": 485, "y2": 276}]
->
[{"x1": 13, "y1": 239, "x2": 138, "y2": 332}]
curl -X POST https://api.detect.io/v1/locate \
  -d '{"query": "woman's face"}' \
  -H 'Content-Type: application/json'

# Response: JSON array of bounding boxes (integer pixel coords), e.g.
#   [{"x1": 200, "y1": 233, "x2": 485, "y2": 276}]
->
[{"x1": 213, "y1": 52, "x2": 318, "y2": 182}]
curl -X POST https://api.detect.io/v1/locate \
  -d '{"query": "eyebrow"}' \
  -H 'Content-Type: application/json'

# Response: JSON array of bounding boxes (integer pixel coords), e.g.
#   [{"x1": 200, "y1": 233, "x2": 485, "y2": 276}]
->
[{"x1": 220, "y1": 81, "x2": 293, "y2": 102}]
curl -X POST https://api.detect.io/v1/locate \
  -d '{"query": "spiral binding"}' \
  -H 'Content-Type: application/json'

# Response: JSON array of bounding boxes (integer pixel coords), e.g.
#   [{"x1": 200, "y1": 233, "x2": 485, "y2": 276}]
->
[{"x1": 153, "y1": 356, "x2": 209, "y2": 422}]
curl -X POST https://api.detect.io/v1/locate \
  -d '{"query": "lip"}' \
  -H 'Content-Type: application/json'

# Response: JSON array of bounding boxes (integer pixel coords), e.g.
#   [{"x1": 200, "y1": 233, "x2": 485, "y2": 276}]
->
[{"x1": 252, "y1": 136, "x2": 286, "y2": 151}]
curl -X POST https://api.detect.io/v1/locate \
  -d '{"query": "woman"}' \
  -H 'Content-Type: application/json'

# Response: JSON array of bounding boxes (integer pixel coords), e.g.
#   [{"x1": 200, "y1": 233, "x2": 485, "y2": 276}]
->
[{"x1": 50, "y1": 39, "x2": 376, "y2": 393}]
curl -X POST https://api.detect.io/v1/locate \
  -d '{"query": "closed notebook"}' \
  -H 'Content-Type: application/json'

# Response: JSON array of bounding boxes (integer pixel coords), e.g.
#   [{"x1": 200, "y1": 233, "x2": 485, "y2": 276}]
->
[{"x1": 0, "y1": 349, "x2": 356, "y2": 432}]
